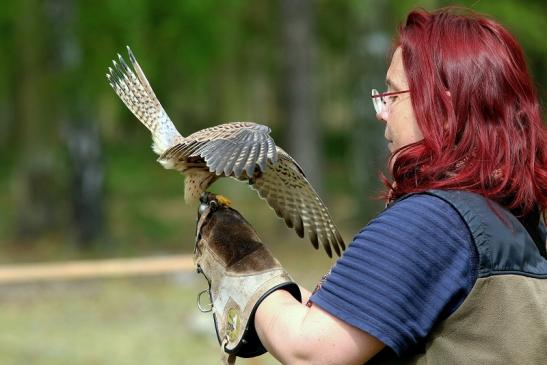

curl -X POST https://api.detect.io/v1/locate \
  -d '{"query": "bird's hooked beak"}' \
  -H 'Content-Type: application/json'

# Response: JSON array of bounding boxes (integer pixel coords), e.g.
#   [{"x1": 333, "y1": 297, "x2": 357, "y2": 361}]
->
[
  {"x1": 195, "y1": 192, "x2": 232, "y2": 253},
  {"x1": 198, "y1": 193, "x2": 215, "y2": 219},
  {"x1": 195, "y1": 193, "x2": 219, "y2": 254}
]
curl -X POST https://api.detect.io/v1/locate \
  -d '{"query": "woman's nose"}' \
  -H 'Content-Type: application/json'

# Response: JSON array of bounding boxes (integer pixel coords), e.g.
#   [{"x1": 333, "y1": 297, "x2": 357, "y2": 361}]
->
[{"x1": 376, "y1": 110, "x2": 388, "y2": 122}]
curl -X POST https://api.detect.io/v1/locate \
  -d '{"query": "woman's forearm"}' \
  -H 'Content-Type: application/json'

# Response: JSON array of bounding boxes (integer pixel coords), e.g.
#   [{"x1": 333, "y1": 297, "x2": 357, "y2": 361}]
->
[{"x1": 255, "y1": 290, "x2": 384, "y2": 365}]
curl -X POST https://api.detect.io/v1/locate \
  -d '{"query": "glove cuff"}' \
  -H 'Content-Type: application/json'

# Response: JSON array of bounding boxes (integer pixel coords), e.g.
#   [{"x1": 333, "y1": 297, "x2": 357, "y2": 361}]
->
[
  {"x1": 229, "y1": 282, "x2": 301, "y2": 358},
  {"x1": 203, "y1": 265, "x2": 301, "y2": 357}
]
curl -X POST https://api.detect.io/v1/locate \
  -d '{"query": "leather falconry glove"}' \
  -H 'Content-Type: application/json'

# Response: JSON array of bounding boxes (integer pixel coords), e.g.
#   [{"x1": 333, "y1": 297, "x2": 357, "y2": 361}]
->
[{"x1": 194, "y1": 192, "x2": 301, "y2": 365}]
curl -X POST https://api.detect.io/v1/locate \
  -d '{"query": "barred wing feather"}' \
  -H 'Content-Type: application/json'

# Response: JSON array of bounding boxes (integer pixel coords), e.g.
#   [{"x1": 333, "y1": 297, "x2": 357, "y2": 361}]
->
[
  {"x1": 160, "y1": 122, "x2": 278, "y2": 178},
  {"x1": 251, "y1": 149, "x2": 345, "y2": 257}
]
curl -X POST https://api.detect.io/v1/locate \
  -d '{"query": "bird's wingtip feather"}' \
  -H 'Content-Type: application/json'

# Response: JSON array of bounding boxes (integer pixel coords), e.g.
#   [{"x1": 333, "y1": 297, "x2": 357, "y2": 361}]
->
[{"x1": 127, "y1": 46, "x2": 136, "y2": 64}]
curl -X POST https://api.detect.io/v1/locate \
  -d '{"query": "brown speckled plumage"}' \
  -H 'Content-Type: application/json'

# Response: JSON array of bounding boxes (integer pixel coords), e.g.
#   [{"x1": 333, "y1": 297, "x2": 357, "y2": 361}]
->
[{"x1": 106, "y1": 47, "x2": 345, "y2": 257}]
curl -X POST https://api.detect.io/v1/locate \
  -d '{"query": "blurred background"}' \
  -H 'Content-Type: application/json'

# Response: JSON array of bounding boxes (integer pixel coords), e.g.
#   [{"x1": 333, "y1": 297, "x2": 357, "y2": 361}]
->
[{"x1": 0, "y1": 0, "x2": 545, "y2": 364}]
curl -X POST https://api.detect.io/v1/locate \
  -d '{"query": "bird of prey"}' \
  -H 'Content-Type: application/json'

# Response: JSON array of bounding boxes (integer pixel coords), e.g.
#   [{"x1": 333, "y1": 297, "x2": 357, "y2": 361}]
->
[{"x1": 106, "y1": 46, "x2": 345, "y2": 257}]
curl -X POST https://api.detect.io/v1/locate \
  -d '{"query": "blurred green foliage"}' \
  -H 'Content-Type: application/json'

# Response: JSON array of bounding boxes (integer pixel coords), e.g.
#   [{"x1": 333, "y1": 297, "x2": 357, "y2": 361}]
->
[{"x1": 0, "y1": 0, "x2": 544, "y2": 261}]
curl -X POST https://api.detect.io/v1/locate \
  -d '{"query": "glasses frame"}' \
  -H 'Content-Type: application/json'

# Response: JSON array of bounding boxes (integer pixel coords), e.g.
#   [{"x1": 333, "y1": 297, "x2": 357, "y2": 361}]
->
[{"x1": 371, "y1": 89, "x2": 410, "y2": 115}]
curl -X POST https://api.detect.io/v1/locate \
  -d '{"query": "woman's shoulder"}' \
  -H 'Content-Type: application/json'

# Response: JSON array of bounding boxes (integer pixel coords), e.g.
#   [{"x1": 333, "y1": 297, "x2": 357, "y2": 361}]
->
[
  {"x1": 386, "y1": 191, "x2": 461, "y2": 213},
  {"x1": 367, "y1": 192, "x2": 469, "y2": 237}
]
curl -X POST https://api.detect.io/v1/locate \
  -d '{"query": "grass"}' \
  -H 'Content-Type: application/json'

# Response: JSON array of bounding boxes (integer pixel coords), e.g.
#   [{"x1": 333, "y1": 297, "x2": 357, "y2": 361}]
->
[
  {"x1": 0, "y1": 276, "x2": 275, "y2": 365},
  {"x1": 0, "y1": 243, "x2": 334, "y2": 365}
]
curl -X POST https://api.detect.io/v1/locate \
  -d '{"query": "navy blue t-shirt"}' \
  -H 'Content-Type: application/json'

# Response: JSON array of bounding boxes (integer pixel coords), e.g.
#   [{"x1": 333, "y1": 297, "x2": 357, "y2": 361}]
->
[{"x1": 310, "y1": 193, "x2": 478, "y2": 355}]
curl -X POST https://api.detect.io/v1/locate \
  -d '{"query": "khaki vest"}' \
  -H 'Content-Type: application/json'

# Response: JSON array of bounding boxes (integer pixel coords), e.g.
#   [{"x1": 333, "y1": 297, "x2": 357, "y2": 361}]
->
[{"x1": 369, "y1": 190, "x2": 547, "y2": 365}]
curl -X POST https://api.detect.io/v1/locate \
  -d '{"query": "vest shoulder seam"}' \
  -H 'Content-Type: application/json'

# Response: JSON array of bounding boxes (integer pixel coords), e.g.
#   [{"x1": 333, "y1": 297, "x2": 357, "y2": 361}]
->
[{"x1": 479, "y1": 270, "x2": 547, "y2": 279}]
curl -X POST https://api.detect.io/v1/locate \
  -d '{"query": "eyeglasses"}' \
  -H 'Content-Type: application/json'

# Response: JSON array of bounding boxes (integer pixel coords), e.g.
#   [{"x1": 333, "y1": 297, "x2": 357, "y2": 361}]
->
[{"x1": 371, "y1": 89, "x2": 410, "y2": 115}]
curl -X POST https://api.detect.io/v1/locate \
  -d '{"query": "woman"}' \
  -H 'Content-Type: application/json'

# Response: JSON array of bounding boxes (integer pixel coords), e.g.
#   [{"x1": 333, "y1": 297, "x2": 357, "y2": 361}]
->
[{"x1": 196, "y1": 7, "x2": 547, "y2": 364}]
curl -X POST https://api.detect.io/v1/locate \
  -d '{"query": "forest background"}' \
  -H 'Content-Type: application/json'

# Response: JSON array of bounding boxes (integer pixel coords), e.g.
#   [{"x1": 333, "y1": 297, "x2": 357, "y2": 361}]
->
[{"x1": 0, "y1": 1, "x2": 545, "y2": 364}]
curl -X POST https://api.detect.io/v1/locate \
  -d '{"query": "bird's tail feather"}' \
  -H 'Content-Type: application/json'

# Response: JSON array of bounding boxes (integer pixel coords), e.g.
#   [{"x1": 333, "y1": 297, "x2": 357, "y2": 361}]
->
[{"x1": 106, "y1": 46, "x2": 182, "y2": 155}]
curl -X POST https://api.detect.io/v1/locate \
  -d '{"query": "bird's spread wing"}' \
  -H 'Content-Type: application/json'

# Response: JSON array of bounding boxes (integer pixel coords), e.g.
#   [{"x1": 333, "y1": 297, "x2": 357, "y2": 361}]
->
[
  {"x1": 106, "y1": 46, "x2": 182, "y2": 154},
  {"x1": 251, "y1": 149, "x2": 345, "y2": 257},
  {"x1": 159, "y1": 122, "x2": 278, "y2": 178}
]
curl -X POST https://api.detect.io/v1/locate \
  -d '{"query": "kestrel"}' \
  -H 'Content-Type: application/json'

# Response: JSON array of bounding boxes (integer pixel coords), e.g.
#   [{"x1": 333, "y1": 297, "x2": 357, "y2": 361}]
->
[{"x1": 106, "y1": 46, "x2": 345, "y2": 257}]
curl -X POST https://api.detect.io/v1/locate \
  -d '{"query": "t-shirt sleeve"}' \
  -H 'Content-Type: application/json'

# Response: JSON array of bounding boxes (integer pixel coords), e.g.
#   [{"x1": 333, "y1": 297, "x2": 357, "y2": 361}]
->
[{"x1": 309, "y1": 193, "x2": 478, "y2": 355}]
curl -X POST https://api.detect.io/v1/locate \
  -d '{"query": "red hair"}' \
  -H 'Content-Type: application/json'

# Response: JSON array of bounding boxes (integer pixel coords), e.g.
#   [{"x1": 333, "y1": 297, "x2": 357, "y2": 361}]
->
[{"x1": 384, "y1": 7, "x2": 547, "y2": 216}]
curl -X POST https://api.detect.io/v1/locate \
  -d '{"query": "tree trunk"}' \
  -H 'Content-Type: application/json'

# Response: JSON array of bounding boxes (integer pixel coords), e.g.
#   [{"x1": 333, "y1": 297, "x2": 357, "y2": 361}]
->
[
  {"x1": 351, "y1": 1, "x2": 392, "y2": 219},
  {"x1": 62, "y1": 120, "x2": 104, "y2": 246},
  {"x1": 279, "y1": 0, "x2": 322, "y2": 191},
  {"x1": 46, "y1": 0, "x2": 105, "y2": 247},
  {"x1": 13, "y1": 0, "x2": 60, "y2": 240}
]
